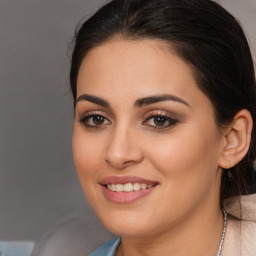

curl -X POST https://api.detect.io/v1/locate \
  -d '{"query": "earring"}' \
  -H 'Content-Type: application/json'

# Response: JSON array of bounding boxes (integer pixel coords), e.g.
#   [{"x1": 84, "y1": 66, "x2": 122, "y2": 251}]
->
[{"x1": 227, "y1": 169, "x2": 232, "y2": 178}]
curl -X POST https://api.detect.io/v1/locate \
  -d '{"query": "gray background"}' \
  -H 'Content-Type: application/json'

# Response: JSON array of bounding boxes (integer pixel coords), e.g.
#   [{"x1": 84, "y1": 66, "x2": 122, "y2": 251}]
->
[{"x1": 0, "y1": 0, "x2": 255, "y2": 242}]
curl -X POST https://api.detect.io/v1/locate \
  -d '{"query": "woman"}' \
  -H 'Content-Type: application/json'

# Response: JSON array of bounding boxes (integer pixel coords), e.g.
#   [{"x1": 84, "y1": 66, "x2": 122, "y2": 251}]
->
[{"x1": 70, "y1": 0, "x2": 256, "y2": 255}]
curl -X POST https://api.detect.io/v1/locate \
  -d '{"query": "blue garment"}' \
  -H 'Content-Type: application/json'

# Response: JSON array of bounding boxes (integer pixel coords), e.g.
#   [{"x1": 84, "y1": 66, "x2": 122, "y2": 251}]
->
[
  {"x1": 0, "y1": 241, "x2": 34, "y2": 256},
  {"x1": 90, "y1": 237, "x2": 120, "y2": 256}
]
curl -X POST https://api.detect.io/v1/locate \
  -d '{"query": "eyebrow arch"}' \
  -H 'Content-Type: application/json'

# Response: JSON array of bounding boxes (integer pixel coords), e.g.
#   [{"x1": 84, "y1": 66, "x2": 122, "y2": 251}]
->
[
  {"x1": 134, "y1": 94, "x2": 190, "y2": 108},
  {"x1": 76, "y1": 94, "x2": 110, "y2": 108},
  {"x1": 75, "y1": 93, "x2": 190, "y2": 109}
]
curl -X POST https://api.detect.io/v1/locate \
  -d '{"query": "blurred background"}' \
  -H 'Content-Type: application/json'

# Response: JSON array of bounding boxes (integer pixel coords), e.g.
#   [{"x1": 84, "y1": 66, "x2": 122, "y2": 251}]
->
[{"x1": 0, "y1": 0, "x2": 255, "y2": 244}]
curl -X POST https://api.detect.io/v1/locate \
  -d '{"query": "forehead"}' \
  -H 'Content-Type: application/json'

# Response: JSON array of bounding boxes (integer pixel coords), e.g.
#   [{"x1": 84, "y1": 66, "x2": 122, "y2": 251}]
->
[{"x1": 77, "y1": 39, "x2": 197, "y2": 96}]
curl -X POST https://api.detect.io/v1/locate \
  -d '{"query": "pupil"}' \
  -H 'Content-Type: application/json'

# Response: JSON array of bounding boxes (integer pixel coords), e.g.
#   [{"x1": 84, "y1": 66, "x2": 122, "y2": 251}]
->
[
  {"x1": 154, "y1": 117, "x2": 166, "y2": 126},
  {"x1": 93, "y1": 116, "x2": 104, "y2": 125}
]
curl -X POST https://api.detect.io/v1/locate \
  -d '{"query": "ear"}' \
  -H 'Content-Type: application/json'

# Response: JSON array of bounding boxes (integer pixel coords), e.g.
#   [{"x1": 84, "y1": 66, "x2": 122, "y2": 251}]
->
[{"x1": 218, "y1": 109, "x2": 253, "y2": 169}]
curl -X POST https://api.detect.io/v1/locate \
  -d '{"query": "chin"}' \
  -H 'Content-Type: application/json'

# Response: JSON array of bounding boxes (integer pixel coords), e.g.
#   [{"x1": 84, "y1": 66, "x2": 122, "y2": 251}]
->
[
  {"x1": 96, "y1": 209, "x2": 158, "y2": 237},
  {"x1": 105, "y1": 223, "x2": 152, "y2": 237}
]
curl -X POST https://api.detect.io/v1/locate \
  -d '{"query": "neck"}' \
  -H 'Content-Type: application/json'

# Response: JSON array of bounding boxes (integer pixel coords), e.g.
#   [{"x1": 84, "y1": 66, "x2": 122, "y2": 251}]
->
[{"x1": 116, "y1": 203, "x2": 224, "y2": 256}]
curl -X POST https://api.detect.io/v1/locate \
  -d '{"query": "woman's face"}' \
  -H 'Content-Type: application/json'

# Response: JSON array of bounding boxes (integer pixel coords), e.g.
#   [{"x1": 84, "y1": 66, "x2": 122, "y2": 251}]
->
[{"x1": 73, "y1": 39, "x2": 224, "y2": 237}]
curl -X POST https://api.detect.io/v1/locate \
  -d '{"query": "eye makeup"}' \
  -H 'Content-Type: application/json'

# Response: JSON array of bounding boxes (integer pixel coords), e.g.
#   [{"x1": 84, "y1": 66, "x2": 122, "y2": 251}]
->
[
  {"x1": 143, "y1": 112, "x2": 179, "y2": 130},
  {"x1": 79, "y1": 111, "x2": 111, "y2": 129},
  {"x1": 78, "y1": 108, "x2": 180, "y2": 132}
]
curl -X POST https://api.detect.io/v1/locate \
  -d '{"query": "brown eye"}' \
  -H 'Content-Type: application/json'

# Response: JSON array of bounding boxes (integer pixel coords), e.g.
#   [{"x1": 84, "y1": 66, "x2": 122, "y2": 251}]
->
[
  {"x1": 153, "y1": 116, "x2": 168, "y2": 126},
  {"x1": 143, "y1": 114, "x2": 178, "y2": 129},
  {"x1": 80, "y1": 114, "x2": 111, "y2": 128},
  {"x1": 93, "y1": 115, "x2": 105, "y2": 125}
]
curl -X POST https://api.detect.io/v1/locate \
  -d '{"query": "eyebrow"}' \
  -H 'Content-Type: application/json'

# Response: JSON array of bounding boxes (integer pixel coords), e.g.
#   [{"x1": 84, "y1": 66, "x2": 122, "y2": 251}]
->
[
  {"x1": 75, "y1": 93, "x2": 190, "y2": 108},
  {"x1": 76, "y1": 94, "x2": 110, "y2": 108},
  {"x1": 134, "y1": 94, "x2": 190, "y2": 108}
]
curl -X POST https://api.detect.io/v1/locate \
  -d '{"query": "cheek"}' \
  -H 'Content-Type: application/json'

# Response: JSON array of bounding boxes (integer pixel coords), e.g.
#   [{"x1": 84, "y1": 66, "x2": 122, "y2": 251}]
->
[
  {"x1": 145, "y1": 124, "x2": 219, "y2": 187},
  {"x1": 72, "y1": 129, "x2": 107, "y2": 212},
  {"x1": 72, "y1": 129, "x2": 103, "y2": 183}
]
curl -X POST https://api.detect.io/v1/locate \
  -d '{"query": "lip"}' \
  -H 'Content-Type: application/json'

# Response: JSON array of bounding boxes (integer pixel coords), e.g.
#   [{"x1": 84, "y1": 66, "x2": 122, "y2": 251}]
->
[
  {"x1": 99, "y1": 176, "x2": 159, "y2": 204},
  {"x1": 100, "y1": 175, "x2": 158, "y2": 185}
]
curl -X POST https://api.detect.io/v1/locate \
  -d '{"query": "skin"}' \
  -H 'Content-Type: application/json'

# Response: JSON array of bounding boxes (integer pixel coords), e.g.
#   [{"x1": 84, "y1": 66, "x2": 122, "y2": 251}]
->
[{"x1": 72, "y1": 39, "x2": 228, "y2": 255}]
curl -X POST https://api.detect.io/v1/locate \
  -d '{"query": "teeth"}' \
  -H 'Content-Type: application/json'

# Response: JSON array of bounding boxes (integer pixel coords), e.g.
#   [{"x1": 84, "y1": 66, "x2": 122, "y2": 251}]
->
[
  {"x1": 123, "y1": 183, "x2": 133, "y2": 192},
  {"x1": 107, "y1": 184, "x2": 117, "y2": 191},
  {"x1": 133, "y1": 183, "x2": 141, "y2": 191},
  {"x1": 115, "y1": 184, "x2": 124, "y2": 192},
  {"x1": 106, "y1": 183, "x2": 155, "y2": 192},
  {"x1": 141, "y1": 183, "x2": 147, "y2": 189}
]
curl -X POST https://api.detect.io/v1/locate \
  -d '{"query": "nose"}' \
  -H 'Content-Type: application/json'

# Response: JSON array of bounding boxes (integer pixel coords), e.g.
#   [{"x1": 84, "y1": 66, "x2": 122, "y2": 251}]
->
[{"x1": 105, "y1": 125, "x2": 143, "y2": 169}]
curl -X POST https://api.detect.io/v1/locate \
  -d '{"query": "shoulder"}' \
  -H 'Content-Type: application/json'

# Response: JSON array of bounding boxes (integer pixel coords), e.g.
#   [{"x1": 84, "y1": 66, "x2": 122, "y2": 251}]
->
[
  {"x1": 222, "y1": 194, "x2": 256, "y2": 256},
  {"x1": 90, "y1": 237, "x2": 120, "y2": 256},
  {"x1": 224, "y1": 193, "x2": 256, "y2": 221}
]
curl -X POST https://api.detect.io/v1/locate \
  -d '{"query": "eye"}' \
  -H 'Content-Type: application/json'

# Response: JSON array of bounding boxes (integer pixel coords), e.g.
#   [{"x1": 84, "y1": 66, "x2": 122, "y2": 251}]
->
[
  {"x1": 143, "y1": 114, "x2": 178, "y2": 129},
  {"x1": 79, "y1": 114, "x2": 111, "y2": 128}
]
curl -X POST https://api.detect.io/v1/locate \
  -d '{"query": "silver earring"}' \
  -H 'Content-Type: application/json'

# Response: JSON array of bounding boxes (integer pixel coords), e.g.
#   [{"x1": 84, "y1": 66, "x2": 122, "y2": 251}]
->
[{"x1": 227, "y1": 169, "x2": 232, "y2": 178}]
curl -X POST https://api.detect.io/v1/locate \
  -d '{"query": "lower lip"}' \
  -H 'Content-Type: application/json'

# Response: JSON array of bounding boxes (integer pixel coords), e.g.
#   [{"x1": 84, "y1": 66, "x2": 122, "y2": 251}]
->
[{"x1": 102, "y1": 185, "x2": 157, "y2": 203}]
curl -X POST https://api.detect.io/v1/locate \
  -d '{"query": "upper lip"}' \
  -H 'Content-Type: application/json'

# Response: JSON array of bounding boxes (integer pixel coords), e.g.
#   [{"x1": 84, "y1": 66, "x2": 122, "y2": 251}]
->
[{"x1": 100, "y1": 176, "x2": 159, "y2": 185}]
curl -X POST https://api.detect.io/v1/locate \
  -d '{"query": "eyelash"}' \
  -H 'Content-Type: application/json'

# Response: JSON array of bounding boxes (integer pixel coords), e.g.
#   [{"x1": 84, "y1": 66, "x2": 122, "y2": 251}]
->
[
  {"x1": 143, "y1": 113, "x2": 178, "y2": 129},
  {"x1": 79, "y1": 113, "x2": 179, "y2": 130},
  {"x1": 79, "y1": 114, "x2": 111, "y2": 129}
]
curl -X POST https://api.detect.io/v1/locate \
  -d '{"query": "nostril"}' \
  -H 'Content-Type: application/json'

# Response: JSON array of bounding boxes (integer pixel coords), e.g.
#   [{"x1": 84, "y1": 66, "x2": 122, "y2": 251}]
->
[{"x1": 104, "y1": 156, "x2": 132, "y2": 169}]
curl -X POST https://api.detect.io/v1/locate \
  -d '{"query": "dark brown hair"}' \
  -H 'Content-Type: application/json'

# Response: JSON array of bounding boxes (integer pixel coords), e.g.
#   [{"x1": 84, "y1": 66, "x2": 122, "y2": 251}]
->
[{"x1": 69, "y1": 0, "x2": 256, "y2": 201}]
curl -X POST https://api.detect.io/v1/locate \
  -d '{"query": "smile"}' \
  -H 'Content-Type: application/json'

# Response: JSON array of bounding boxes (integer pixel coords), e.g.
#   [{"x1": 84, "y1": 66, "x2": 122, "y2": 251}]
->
[
  {"x1": 100, "y1": 176, "x2": 159, "y2": 203},
  {"x1": 107, "y1": 183, "x2": 154, "y2": 192}
]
